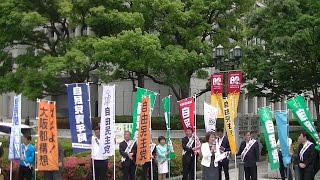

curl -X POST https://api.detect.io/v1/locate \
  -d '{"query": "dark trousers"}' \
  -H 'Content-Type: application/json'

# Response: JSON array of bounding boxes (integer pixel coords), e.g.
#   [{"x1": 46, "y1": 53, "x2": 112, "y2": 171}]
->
[
  {"x1": 142, "y1": 161, "x2": 155, "y2": 180},
  {"x1": 218, "y1": 160, "x2": 229, "y2": 180},
  {"x1": 182, "y1": 156, "x2": 195, "y2": 180},
  {"x1": 299, "y1": 167, "x2": 314, "y2": 180},
  {"x1": 244, "y1": 166, "x2": 257, "y2": 180},
  {"x1": 122, "y1": 162, "x2": 136, "y2": 180},
  {"x1": 19, "y1": 166, "x2": 32, "y2": 180},
  {"x1": 43, "y1": 170, "x2": 62, "y2": 180},
  {"x1": 279, "y1": 152, "x2": 292, "y2": 180},
  {"x1": 93, "y1": 159, "x2": 108, "y2": 180}
]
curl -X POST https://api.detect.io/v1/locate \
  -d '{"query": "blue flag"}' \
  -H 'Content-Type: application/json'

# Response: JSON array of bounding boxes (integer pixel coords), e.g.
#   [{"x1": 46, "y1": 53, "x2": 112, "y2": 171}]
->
[
  {"x1": 8, "y1": 94, "x2": 22, "y2": 160},
  {"x1": 67, "y1": 83, "x2": 92, "y2": 153},
  {"x1": 275, "y1": 111, "x2": 291, "y2": 167}
]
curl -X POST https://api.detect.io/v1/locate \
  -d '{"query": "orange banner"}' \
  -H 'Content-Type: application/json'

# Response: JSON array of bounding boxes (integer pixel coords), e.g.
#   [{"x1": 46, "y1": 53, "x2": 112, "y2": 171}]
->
[
  {"x1": 223, "y1": 98, "x2": 237, "y2": 155},
  {"x1": 136, "y1": 97, "x2": 151, "y2": 165},
  {"x1": 211, "y1": 73, "x2": 224, "y2": 118},
  {"x1": 37, "y1": 101, "x2": 59, "y2": 171}
]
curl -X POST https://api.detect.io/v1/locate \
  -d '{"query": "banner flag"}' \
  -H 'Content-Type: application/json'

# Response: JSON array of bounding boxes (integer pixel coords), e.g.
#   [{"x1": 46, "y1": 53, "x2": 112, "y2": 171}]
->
[
  {"x1": 178, "y1": 97, "x2": 195, "y2": 132},
  {"x1": 258, "y1": 107, "x2": 280, "y2": 170},
  {"x1": 203, "y1": 102, "x2": 218, "y2": 132},
  {"x1": 67, "y1": 83, "x2": 92, "y2": 153},
  {"x1": 227, "y1": 72, "x2": 242, "y2": 119},
  {"x1": 222, "y1": 98, "x2": 236, "y2": 155},
  {"x1": 211, "y1": 73, "x2": 224, "y2": 118},
  {"x1": 136, "y1": 97, "x2": 151, "y2": 165},
  {"x1": 286, "y1": 96, "x2": 320, "y2": 150},
  {"x1": 131, "y1": 87, "x2": 157, "y2": 139},
  {"x1": 37, "y1": 101, "x2": 59, "y2": 171},
  {"x1": 275, "y1": 111, "x2": 291, "y2": 167},
  {"x1": 8, "y1": 94, "x2": 22, "y2": 160},
  {"x1": 100, "y1": 85, "x2": 115, "y2": 156},
  {"x1": 162, "y1": 96, "x2": 175, "y2": 159}
]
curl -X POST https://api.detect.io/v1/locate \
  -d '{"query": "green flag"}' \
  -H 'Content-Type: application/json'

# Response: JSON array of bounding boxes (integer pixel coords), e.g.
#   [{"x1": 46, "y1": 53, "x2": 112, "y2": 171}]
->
[
  {"x1": 131, "y1": 87, "x2": 157, "y2": 139},
  {"x1": 162, "y1": 96, "x2": 175, "y2": 159},
  {"x1": 258, "y1": 107, "x2": 280, "y2": 170},
  {"x1": 286, "y1": 96, "x2": 320, "y2": 150}
]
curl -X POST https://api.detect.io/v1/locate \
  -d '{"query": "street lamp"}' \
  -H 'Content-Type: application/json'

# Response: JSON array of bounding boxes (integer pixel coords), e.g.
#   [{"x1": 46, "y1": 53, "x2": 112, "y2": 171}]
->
[{"x1": 213, "y1": 45, "x2": 242, "y2": 69}]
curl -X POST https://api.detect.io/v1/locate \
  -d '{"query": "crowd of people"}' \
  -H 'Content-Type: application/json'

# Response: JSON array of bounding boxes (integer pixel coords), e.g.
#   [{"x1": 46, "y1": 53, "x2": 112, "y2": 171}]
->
[
  {"x1": 1, "y1": 125, "x2": 319, "y2": 180},
  {"x1": 115, "y1": 127, "x2": 320, "y2": 180}
]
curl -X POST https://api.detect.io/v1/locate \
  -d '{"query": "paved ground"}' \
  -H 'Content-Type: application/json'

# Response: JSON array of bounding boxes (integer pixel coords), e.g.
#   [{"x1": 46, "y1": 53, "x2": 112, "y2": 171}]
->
[{"x1": 172, "y1": 161, "x2": 320, "y2": 180}]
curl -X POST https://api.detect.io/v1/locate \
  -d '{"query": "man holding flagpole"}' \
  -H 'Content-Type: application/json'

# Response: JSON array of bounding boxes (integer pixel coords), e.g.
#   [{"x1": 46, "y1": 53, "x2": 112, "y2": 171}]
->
[
  {"x1": 182, "y1": 127, "x2": 197, "y2": 180},
  {"x1": 19, "y1": 133, "x2": 35, "y2": 180},
  {"x1": 91, "y1": 126, "x2": 108, "y2": 180},
  {"x1": 119, "y1": 131, "x2": 137, "y2": 180},
  {"x1": 216, "y1": 127, "x2": 230, "y2": 180}
]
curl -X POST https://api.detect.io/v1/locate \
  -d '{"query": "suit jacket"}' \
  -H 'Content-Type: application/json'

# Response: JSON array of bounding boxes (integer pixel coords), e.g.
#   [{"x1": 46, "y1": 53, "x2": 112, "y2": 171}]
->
[
  {"x1": 299, "y1": 142, "x2": 315, "y2": 171},
  {"x1": 217, "y1": 136, "x2": 230, "y2": 163},
  {"x1": 237, "y1": 140, "x2": 259, "y2": 167},
  {"x1": 201, "y1": 142, "x2": 214, "y2": 167},
  {"x1": 119, "y1": 140, "x2": 137, "y2": 167},
  {"x1": 182, "y1": 136, "x2": 195, "y2": 163}
]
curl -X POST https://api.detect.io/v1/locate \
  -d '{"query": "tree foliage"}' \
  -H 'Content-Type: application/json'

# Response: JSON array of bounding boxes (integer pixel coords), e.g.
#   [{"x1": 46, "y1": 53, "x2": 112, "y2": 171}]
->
[
  {"x1": 243, "y1": 0, "x2": 320, "y2": 126},
  {"x1": 0, "y1": 0, "x2": 255, "y2": 100}
]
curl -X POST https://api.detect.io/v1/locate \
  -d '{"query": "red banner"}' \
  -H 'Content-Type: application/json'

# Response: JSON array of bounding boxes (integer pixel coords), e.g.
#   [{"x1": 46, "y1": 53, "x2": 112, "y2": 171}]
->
[
  {"x1": 227, "y1": 72, "x2": 242, "y2": 119},
  {"x1": 227, "y1": 72, "x2": 242, "y2": 94},
  {"x1": 178, "y1": 97, "x2": 195, "y2": 132},
  {"x1": 210, "y1": 73, "x2": 224, "y2": 118}
]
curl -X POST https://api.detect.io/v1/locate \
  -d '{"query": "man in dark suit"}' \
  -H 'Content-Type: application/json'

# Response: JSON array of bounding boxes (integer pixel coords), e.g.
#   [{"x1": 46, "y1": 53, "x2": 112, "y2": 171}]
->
[
  {"x1": 298, "y1": 131, "x2": 315, "y2": 180},
  {"x1": 236, "y1": 131, "x2": 259, "y2": 180},
  {"x1": 119, "y1": 131, "x2": 137, "y2": 180},
  {"x1": 182, "y1": 127, "x2": 197, "y2": 180},
  {"x1": 216, "y1": 127, "x2": 230, "y2": 180}
]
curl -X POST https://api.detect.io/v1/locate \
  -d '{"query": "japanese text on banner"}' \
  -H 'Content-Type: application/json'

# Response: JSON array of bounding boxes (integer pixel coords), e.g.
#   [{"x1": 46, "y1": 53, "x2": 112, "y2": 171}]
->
[
  {"x1": 37, "y1": 102, "x2": 58, "y2": 171},
  {"x1": 136, "y1": 97, "x2": 151, "y2": 165},
  {"x1": 67, "y1": 83, "x2": 92, "y2": 153}
]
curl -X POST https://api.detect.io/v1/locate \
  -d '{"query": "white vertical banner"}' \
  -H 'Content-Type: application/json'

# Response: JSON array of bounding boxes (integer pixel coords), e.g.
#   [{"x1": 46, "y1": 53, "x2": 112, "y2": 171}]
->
[
  {"x1": 8, "y1": 94, "x2": 22, "y2": 160},
  {"x1": 100, "y1": 85, "x2": 115, "y2": 156},
  {"x1": 203, "y1": 102, "x2": 218, "y2": 132}
]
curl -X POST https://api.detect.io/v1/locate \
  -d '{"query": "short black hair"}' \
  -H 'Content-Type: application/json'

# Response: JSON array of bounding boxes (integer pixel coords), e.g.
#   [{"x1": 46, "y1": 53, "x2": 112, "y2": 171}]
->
[
  {"x1": 94, "y1": 126, "x2": 100, "y2": 131},
  {"x1": 300, "y1": 131, "x2": 308, "y2": 138},
  {"x1": 216, "y1": 127, "x2": 224, "y2": 133},
  {"x1": 158, "y1": 136, "x2": 166, "y2": 143},
  {"x1": 186, "y1": 127, "x2": 193, "y2": 132},
  {"x1": 244, "y1": 131, "x2": 252, "y2": 135},
  {"x1": 205, "y1": 131, "x2": 215, "y2": 142},
  {"x1": 23, "y1": 133, "x2": 32, "y2": 141}
]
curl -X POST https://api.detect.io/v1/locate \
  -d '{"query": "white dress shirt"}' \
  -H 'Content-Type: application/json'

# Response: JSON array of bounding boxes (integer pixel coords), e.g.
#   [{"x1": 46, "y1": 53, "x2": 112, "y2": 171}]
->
[{"x1": 91, "y1": 136, "x2": 108, "y2": 160}]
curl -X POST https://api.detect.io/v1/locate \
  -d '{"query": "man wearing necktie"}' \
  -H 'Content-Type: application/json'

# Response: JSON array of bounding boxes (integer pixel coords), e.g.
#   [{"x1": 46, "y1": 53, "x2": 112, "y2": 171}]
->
[{"x1": 216, "y1": 128, "x2": 230, "y2": 180}]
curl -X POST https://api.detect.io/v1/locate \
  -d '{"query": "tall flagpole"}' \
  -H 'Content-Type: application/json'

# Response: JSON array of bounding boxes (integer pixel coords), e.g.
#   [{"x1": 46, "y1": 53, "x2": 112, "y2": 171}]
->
[
  {"x1": 232, "y1": 96, "x2": 238, "y2": 180},
  {"x1": 149, "y1": 94, "x2": 156, "y2": 180},
  {"x1": 194, "y1": 94, "x2": 197, "y2": 180},
  {"x1": 87, "y1": 83, "x2": 95, "y2": 180},
  {"x1": 113, "y1": 85, "x2": 116, "y2": 180},
  {"x1": 168, "y1": 96, "x2": 171, "y2": 180},
  {"x1": 287, "y1": 109, "x2": 290, "y2": 180}
]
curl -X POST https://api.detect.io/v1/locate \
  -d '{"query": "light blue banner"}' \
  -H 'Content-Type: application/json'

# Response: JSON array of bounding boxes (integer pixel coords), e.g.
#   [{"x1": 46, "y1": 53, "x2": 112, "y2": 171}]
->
[
  {"x1": 8, "y1": 94, "x2": 22, "y2": 160},
  {"x1": 275, "y1": 111, "x2": 291, "y2": 167}
]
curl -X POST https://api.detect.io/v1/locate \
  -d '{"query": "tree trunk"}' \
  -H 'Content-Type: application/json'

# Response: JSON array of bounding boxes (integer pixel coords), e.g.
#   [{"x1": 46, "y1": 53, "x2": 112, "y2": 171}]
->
[
  {"x1": 137, "y1": 73, "x2": 145, "y2": 88},
  {"x1": 313, "y1": 88, "x2": 320, "y2": 131},
  {"x1": 180, "y1": 80, "x2": 191, "y2": 100}
]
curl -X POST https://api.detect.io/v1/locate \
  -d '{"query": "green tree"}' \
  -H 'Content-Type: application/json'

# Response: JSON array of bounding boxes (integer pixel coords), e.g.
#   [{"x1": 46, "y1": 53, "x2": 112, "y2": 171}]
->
[
  {"x1": 0, "y1": 0, "x2": 143, "y2": 99},
  {"x1": 94, "y1": 0, "x2": 255, "y2": 99},
  {"x1": 243, "y1": 0, "x2": 320, "y2": 128}
]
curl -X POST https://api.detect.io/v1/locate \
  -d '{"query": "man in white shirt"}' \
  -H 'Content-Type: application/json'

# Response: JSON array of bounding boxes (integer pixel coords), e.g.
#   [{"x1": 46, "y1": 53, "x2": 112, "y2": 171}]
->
[
  {"x1": 92, "y1": 126, "x2": 108, "y2": 180},
  {"x1": 277, "y1": 138, "x2": 293, "y2": 180}
]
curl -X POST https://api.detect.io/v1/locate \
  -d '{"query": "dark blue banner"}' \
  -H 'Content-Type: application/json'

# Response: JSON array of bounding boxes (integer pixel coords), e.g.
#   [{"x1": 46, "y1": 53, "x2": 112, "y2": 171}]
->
[{"x1": 67, "y1": 83, "x2": 92, "y2": 153}]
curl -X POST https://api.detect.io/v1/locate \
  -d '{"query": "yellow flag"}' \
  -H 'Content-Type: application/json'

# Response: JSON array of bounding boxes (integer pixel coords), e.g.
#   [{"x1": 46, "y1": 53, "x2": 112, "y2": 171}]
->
[{"x1": 222, "y1": 98, "x2": 236, "y2": 155}]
